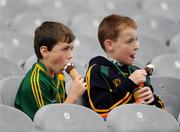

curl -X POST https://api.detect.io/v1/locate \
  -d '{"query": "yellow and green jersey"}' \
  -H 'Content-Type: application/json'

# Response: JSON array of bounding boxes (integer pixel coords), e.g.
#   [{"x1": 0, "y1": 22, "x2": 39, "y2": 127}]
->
[{"x1": 14, "y1": 60, "x2": 66, "y2": 120}]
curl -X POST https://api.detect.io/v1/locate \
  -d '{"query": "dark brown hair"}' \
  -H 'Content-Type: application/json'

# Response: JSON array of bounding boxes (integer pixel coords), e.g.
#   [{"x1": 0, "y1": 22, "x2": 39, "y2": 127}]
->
[{"x1": 34, "y1": 21, "x2": 75, "y2": 59}]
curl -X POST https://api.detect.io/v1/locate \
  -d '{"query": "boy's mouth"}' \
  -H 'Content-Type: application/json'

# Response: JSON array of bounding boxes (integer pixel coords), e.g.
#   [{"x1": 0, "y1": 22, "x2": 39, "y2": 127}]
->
[{"x1": 130, "y1": 54, "x2": 136, "y2": 59}]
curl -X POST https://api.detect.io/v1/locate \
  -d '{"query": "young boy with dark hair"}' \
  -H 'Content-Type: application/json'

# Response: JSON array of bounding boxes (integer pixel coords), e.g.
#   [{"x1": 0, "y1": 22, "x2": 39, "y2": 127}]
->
[
  {"x1": 15, "y1": 21, "x2": 86, "y2": 119},
  {"x1": 83, "y1": 14, "x2": 165, "y2": 118}
]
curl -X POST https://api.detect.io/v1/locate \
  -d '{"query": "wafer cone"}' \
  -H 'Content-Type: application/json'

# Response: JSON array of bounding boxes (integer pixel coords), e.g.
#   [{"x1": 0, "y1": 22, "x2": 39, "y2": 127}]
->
[
  {"x1": 64, "y1": 63, "x2": 79, "y2": 80},
  {"x1": 68, "y1": 68, "x2": 79, "y2": 80}
]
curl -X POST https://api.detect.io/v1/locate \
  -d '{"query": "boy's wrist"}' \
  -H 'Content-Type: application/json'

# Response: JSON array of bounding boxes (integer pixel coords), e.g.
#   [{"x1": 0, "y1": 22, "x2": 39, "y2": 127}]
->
[
  {"x1": 122, "y1": 78, "x2": 138, "y2": 93},
  {"x1": 64, "y1": 94, "x2": 78, "y2": 104}
]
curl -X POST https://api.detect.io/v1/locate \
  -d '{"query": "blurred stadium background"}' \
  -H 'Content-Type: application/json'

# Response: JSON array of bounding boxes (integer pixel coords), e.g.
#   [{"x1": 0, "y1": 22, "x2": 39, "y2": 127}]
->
[{"x1": 0, "y1": 0, "x2": 180, "y2": 131}]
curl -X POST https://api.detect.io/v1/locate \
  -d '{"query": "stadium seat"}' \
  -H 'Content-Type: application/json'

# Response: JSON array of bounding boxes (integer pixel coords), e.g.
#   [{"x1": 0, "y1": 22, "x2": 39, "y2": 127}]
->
[
  {"x1": 0, "y1": 76, "x2": 23, "y2": 106},
  {"x1": 73, "y1": 34, "x2": 104, "y2": 67},
  {"x1": 169, "y1": 33, "x2": 180, "y2": 53},
  {"x1": 39, "y1": 0, "x2": 92, "y2": 25},
  {"x1": 0, "y1": 96, "x2": 2, "y2": 104},
  {"x1": 178, "y1": 112, "x2": 180, "y2": 125},
  {"x1": 87, "y1": 0, "x2": 115, "y2": 17},
  {"x1": 0, "y1": 32, "x2": 34, "y2": 66},
  {"x1": 55, "y1": 0, "x2": 92, "y2": 21},
  {"x1": 0, "y1": 104, "x2": 35, "y2": 132},
  {"x1": 88, "y1": 0, "x2": 142, "y2": 17},
  {"x1": 107, "y1": 0, "x2": 142, "y2": 17},
  {"x1": 151, "y1": 76, "x2": 180, "y2": 119},
  {"x1": 151, "y1": 53, "x2": 180, "y2": 79},
  {"x1": 135, "y1": 14, "x2": 180, "y2": 44},
  {"x1": 133, "y1": 59, "x2": 144, "y2": 68},
  {"x1": 71, "y1": 60, "x2": 87, "y2": 78},
  {"x1": 106, "y1": 104, "x2": 180, "y2": 132},
  {"x1": 0, "y1": 0, "x2": 40, "y2": 24},
  {"x1": 34, "y1": 104, "x2": 108, "y2": 132},
  {"x1": 70, "y1": 14, "x2": 103, "y2": 38},
  {"x1": 0, "y1": 20, "x2": 10, "y2": 32},
  {"x1": 0, "y1": 57, "x2": 23, "y2": 80},
  {"x1": 32, "y1": 0, "x2": 70, "y2": 25},
  {"x1": 23, "y1": 55, "x2": 37, "y2": 73},
  {"x1": 10, "y1": 12, "x2": 58, "y2": 36},
  {"x1": 141, "y1": 0, "x2": 180, "y2": 22},
  {"x1": 136, "y1": 34, "x2": 169, "y2": 65}
]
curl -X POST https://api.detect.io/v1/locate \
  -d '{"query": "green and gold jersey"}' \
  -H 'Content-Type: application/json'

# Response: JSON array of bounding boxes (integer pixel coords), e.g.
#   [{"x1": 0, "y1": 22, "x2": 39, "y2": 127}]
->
[{"x1": 14, "y1": 60, "x2": 66, "y2": 120}]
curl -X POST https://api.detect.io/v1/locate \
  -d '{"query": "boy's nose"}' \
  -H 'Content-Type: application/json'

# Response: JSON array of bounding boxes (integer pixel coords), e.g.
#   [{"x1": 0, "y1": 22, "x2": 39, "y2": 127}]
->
[
  {"x1": 68, "y1": 56, "x2": 73, "y2": 60},
  {"x1": 68, "y1": 52, "x2": 73, "y2": 60},
  {"x1": 134, "y1": 41, "x2": 139, "y2": 51}
]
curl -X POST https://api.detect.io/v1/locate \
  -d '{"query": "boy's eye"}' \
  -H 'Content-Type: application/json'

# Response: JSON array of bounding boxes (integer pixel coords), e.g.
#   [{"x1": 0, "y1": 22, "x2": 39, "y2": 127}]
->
[
  {"x1": 126, "y1": 37, "x2": 137, "y2": 44},
  {"x1": 126, "y1": 39, "x2": 134, "y2": 43},
  {"x1": 62, "y1": 46, "x2": 74, "y2": 51},
  {"x1": 62, "y1": 47, "x2": 69, "y2": 50}
]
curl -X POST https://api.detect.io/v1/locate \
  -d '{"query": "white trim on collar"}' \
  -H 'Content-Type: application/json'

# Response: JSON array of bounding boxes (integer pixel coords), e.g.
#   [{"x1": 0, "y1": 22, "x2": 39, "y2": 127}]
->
[{"x1": 105, "y1": 55, "x2": 123, "y2": 67}]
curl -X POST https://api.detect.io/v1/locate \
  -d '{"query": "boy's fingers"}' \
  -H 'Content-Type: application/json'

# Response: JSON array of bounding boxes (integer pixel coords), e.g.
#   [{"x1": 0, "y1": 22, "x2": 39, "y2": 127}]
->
[
  {"x1": 74, "y1": 74, "x2": 82, "y2": 81},
  {"x1": 143, "y1": 96, "x2": 154, "y2": 104},
  {"x1": 136, "y1": 87, "x2": 149, "y2": 94},
  {"x1": 83, "y1": 82, "x2": 87, "y2": 89},
  {"x1": 79, "y1": 78, "x2": 84, "y2": 82},
  {"x1": 137, "y1": 69, "x2": 147, "y2": 76},
  {"x1": 138, "y1": 90, "x2": 151, "y2": 99},
  {"x1": 139, "y1": 76, "x2": 146, "y2": 82},
  {"x1": 141, "y1": 70, "x2": 147, "y2": 76},
  {"x1": 140, "y1": 94, "x2": 153, "y2": 102},
  {"x1": 134, "y1": 99, "x2": 145, "y2": 104}
]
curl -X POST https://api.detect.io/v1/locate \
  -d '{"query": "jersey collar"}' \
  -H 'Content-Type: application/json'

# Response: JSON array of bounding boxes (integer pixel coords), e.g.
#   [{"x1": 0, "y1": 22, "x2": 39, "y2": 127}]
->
[
  {"x1": 106, "y1": 55, "x2": 124, "y2": 67},
  {"x1": 36, "y1": 59, "x2": 47, "y2": 73}
]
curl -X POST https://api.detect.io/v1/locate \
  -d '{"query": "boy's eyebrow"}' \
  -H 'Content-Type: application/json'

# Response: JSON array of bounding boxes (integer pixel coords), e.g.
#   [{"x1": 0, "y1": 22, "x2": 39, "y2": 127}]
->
[
  {"x1": 62, "y1": 43, "x2": 74, "y2": 48},
  {"x1": 123, "y1": 35, "x2": 136, "y2": 39},
  {"x1": 123, "y1": 32, "x2": 137, "y2": 38},
  {"x1": 125, "y1": 32, "x2": 136, "y2": 36}
]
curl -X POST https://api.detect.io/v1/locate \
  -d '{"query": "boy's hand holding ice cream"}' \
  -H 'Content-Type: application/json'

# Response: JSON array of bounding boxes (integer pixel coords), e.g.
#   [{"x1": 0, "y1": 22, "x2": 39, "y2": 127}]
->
[
  {"x1": 63, "y1": 63, "x2": 86, "y2": 103},
  {"x1": 130, "y1": 64, "x2": 155, "y2": 104}
]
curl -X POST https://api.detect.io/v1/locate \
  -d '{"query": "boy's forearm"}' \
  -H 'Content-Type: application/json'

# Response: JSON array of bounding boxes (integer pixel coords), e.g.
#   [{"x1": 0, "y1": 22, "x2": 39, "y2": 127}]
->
[
  {"x1": 63, "y1": 94, "x2": 78, "y2": 104},
  {"x1": 110, "y1": 78, "x2": 137, "y2": 94}
]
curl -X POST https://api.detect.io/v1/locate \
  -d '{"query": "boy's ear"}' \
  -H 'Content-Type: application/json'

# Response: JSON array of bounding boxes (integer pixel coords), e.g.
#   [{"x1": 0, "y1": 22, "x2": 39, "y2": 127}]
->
[
  {"x1": 40, "y1": 46, "x2": 49, "y2": 58},
  {"x1": 104, "y1": 39, "x2": 113, "y2": 52}
]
